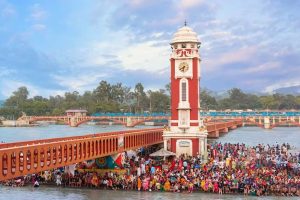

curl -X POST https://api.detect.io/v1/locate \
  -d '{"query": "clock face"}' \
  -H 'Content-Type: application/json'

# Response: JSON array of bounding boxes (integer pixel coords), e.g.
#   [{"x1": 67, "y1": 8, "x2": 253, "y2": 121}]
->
[{"x1": 179, "y1": 62, "x2": 189, "y2": 72}]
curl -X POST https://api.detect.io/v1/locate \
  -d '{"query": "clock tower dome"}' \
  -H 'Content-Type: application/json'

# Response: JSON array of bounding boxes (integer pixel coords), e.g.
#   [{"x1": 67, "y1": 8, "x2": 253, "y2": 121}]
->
[{"x1": 163, "y1": 24, "x2": 207, "y2": 158}]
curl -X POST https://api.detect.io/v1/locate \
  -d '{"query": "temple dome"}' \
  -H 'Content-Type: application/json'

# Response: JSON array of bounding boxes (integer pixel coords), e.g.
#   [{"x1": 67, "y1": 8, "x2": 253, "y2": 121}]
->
[{"x1": 171, "y1": 26, "x2": 200, "y2": 44}]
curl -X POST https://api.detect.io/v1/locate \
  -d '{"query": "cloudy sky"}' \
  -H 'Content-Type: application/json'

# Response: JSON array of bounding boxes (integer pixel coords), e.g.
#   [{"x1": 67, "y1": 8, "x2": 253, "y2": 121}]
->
[{"x1": 0, "y1": 0, "x2": 299, "y2": 99}]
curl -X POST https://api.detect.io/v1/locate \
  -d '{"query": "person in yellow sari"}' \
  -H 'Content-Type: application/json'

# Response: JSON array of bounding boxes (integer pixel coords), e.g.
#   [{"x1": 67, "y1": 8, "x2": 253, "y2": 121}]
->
[
  {"x1": 164, "y1": 179, "x2": 171, "y2": 191},
  {"x1": 201, "y1": 179, "x2": 205, "y2": 191},
  {"x1": 225, "y1": 157, "x2": 231, "y2": 167},
  {"x1": 232, "y1": 159, "x2": 236, "y2": 170}
]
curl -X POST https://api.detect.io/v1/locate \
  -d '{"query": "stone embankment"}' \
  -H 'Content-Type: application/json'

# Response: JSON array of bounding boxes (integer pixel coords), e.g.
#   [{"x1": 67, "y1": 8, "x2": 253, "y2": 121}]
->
[{"x1": 0, "y1": 120, "x2": 34, "y2": 127}]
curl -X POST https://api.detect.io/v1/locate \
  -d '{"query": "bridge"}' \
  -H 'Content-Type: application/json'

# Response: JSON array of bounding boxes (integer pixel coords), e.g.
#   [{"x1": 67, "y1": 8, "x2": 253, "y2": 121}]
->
[
  {"x1": 0, "y1": 119, "x2": 242, "y2": 181},
  {"x1": 202, "y1": 111, "x2": 300, "y2": 129},
  {"x1": 16, "y1": 111, "x2": 300, "y2": 129},
  {"x1": 17, "y1": 115, "x2": 170, "y2": 127}
]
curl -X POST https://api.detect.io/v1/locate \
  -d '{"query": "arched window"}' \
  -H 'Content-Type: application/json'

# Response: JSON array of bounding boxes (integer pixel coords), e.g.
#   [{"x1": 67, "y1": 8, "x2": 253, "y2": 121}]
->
[{"x1": 181, "y1": 81, "x2": 187, "y2": 101}]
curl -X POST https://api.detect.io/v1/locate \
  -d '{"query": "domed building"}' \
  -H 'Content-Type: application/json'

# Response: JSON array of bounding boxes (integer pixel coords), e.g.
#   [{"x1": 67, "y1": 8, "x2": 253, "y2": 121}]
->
[{"x1": 171, "y1": 26, "x2": 200, "y2": 45}]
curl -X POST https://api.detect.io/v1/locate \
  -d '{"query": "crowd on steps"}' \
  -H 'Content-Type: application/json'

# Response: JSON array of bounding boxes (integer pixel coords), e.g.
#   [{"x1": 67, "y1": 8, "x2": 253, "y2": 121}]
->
[{"x1": 2, "y1": 143, "x2": 300, "y2": 196}]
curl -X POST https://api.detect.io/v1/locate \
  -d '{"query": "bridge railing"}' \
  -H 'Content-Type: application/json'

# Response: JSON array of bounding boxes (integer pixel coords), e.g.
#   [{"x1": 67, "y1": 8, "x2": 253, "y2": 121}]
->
[
  {"x1": 0, "y1": 128, "x2": 163, "y2": 181},
  {"x1": 92, "y1": 111, "x2": 300, "y2": 117},
  {"x1": 92, "y1": 112, "x2": 170, "y2": 117}
]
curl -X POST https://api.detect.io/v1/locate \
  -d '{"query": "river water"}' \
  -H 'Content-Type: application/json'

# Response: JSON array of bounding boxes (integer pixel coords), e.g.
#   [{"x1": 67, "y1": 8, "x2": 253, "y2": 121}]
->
[
  {"x1": 0, "y1": 125, "x2": 299, "y2": 199},
  {"x1": 1, "y1": 186, "x2": 300, "y2": 200}
]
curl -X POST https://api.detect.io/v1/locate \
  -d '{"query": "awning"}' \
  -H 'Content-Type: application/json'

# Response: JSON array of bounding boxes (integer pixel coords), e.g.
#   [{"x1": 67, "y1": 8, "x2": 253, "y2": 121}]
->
[{"x1": 150, "y1": 148, "x2": 176, "y2": 157}]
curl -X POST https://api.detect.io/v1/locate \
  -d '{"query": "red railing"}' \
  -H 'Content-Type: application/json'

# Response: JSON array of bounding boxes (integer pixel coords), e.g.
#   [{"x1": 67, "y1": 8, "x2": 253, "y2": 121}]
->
[
  {"x1": 0, "y1": 119, "x2": 243, "y2": 181},
  {"x1": 0, "y1": 128, "x2": 163, "y2": 181}
]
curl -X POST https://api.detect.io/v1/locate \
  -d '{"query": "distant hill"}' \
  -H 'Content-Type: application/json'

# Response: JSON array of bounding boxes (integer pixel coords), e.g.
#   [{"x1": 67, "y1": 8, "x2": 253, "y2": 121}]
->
[
  {"x1": 204, "y1": 86, "x2": 300, "y2": 97},
  {"x1": 273, "y1": 85, "x2": 300, "y2": 95}
]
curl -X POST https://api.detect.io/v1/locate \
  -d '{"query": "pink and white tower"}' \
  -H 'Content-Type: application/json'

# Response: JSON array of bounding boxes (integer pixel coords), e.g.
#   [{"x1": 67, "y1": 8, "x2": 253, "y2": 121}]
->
[{"x1": 163, "y1": 24, "x2": 207, "y2": 157}]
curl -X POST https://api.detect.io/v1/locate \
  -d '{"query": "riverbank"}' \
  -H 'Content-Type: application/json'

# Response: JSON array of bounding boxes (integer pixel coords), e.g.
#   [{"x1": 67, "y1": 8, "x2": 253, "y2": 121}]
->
[
  {"x1": 2, "y1": 186, "x2": 299, "y2": 200},
  {"x1": 0, "y1": 124, "x2": 39, "y2": 127},
  {"x1": 3, "y1": 184, "x2": 300, "y2": 198}
]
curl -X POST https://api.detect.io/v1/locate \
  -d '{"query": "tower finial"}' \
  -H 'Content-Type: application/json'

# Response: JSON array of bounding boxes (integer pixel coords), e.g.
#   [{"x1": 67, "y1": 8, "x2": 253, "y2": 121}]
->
[{"x1": 184, "y1": 20, "x2": 187, "y2": 26}]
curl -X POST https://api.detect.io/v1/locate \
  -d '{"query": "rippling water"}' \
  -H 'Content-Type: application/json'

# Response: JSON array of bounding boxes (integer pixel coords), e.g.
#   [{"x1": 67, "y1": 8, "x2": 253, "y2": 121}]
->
[
  {"x1": 0, "y1": 125, "x2": 152, "y2": 143},
  {"x1": 215, "y1": 126, "x2": 300, "y2": 148},
  {"x1": 0, "y1": 125, "x2": 299, "y2": 199}
]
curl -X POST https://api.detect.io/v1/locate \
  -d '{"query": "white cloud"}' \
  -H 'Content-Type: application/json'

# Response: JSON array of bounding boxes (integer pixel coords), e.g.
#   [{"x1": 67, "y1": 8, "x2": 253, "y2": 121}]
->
[
  {"x1": 69, "y1": 43, "x2": 119, "y2": 68},
  {"x1": 0, "y1": 79, "x2": 64, "y2": 98},
  {"x1": 179, "y1": 0, "x2": 205, "y2": 9},
  {"x1": 30, "y1": 3, "x2": 47, "y2": 21},
  {"x1": 128, "y1": 0, "x2": 147, "y2": 7},
  {"x1": 0, "y1": 66, "x2": 15, "y2": 77},
  {"x1": 64, "y1": 27, "x2": 170, "y2": 72},
  {"x1": 1, "y1": 3, "x2": 15, "y2": 17},
  {"x1": 264, "y1": 80, "x2": 300, "y2": 93},
  {"x1": 32, "y1": 23, "x2": 46, "y2": 31},
  {"x1": 151, "y1": 32, "x2": 164, "y2": 38},
  {"x1": 244, "y1": 61, "x2": 280, "y2": 73},
  {"x1": 52, "y1": 73, "x2": 109, "y2": 92},
  {"x1": 118, "y1": 40, "x2": 169, "y2": 71},
  {"x1": 203, "y1": 46, "x2": 257, "y2": 72}
]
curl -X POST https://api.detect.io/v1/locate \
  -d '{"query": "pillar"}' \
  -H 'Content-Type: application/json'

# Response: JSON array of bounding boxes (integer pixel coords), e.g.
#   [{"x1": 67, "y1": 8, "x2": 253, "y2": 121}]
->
[
  {"x1": 230, "y1": 125, "x2": 237, "y2": 129},
  {"x1": 201, "y1": 136, "x2": 208, "y2": 162},
  {"x1": 222, "y1": 127, "x2": 229, "y2": 133},
  {"x1": 209, "y1": 130, "x2": 219, "y2": 138},
  {"x1": 264, "y1": 117, "x2": 270, "y2": 129},
  {"x1": 291, "y1": 116, "x2": 295, "y2": 122},
  {"x1": 164, "y1": 139, "x2": 167, "y2": 150},
  {"x1": 70, "y1": 117, "x2": 77, "y2": 127},
  {"x1": 259, "y1": 117, "x2": 262, "y2": 125},
  {"x1": 126, "y1": 117, "x2": 133, "y2": 127}
]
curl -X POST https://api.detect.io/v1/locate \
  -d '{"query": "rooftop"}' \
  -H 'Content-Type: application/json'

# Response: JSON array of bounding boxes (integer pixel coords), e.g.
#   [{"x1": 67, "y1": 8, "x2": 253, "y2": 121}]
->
[
  {"x1": 65, "y1": 109, "x2": 88, "y2": 113},
  {"x1": 171, "y1": 25, "x2": 200, "y2": 44}
]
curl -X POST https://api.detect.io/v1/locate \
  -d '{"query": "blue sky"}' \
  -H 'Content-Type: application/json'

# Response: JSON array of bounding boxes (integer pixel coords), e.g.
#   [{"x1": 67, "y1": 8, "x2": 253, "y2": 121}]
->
[{"x1": 0, "y1": 0, "x2": 299, "y2": 99}]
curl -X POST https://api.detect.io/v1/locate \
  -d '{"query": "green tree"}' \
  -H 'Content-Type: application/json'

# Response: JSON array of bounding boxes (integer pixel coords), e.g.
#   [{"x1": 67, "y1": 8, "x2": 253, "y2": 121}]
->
[
  {"x1": 111, "y1": 83, "x2": 126, "y2": 103},
  {"x1": 5, "y1": 86, "x2": 29, "y2": 108},
  {"x1": 148, "y1": 90, "x2": 170, "y2": 113},
  {"x1": 134, "y1": 83, "x2": 147, "y2": 113},
  {"x1": 94, "y1": 81, "x2": 111, "y2": 102},
  {"x1": 200, "y1": 90, "x2": 218, "y2": 110}
]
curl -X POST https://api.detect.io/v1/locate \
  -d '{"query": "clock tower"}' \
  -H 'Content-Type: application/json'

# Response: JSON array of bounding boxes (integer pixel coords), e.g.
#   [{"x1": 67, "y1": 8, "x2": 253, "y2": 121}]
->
[{"x1": 163, "y1": 24, "x2": 207, "y2": 158}]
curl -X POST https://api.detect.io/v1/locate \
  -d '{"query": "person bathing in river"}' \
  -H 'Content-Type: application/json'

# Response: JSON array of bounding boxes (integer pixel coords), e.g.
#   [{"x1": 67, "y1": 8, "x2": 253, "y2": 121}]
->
[{"x1": 33, "y1": 180, "x2": 39, "y2": 188}]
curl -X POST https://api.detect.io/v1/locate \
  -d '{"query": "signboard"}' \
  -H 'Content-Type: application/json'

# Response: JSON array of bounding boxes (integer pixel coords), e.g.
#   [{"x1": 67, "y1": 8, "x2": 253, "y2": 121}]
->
[
  {"x1": 78, "y1": 168, "x2": 127, "y2": 175},
  {"x1": 178, "y1": 140, "x2": 190, "y2": 147}
]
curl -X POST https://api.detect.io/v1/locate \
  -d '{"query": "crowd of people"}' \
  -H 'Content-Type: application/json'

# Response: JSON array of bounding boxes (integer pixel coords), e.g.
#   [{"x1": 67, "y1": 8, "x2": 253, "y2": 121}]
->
[{"x1": 2, "y1": 143, "x2": 300, "y2": 196}]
